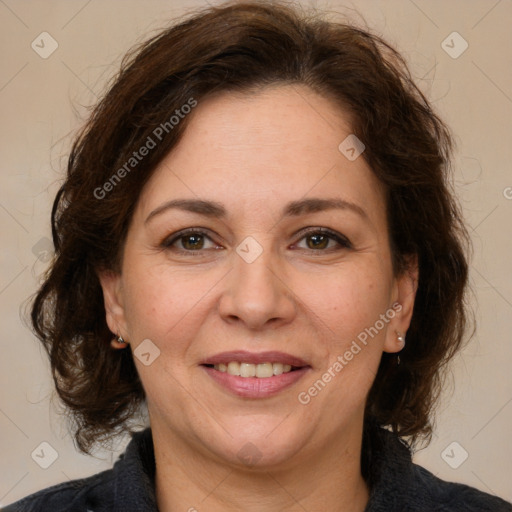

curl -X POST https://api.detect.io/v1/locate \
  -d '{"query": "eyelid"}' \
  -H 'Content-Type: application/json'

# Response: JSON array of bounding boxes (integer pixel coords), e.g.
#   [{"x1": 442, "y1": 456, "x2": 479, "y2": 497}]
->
[
  {"x1": 161, "y1": 228, "x2": 220, "y2": 249},
  {"x1": 161, "y1": 226, "x2": 352, "y2": 253},
  {"x1": 292, "y1": 226, "x2": 352, "y2": 248}
]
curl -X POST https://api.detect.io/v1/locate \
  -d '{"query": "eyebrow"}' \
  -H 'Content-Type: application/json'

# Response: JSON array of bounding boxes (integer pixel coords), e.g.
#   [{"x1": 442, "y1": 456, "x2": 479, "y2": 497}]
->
[{"x1": 144, "y1": 197, "x2": 368, "y2": 225}]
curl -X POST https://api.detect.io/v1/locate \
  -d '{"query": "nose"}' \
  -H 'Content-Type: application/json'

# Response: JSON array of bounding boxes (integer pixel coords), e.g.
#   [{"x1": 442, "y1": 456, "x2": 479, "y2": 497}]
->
[{"x1": 218, "y1": 243, "x2": 297, "y2": 330}]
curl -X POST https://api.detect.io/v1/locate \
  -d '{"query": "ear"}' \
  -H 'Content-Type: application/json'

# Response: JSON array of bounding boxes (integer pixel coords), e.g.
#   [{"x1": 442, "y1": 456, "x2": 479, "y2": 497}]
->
[
  {"x1": 97, "y1": 269, "x2": 128, "y2": 347},
  {"x1": 383, "y1": 254, "x2": 418, "y2": 354}
]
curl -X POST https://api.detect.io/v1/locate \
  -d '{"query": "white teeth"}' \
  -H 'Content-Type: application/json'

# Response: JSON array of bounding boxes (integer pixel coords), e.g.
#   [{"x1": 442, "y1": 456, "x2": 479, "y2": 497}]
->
[
  {"x1": 227, "y1": 361, "x2": 240, "y2": 376},
  {"x1": 256, "y1": 362, "x2": 273, "y2": 378},
  {"x1": 240, "y1": 363, "x2": 256, "y2": 377},
  {"x1": 273, "y1": 363, "x2": 284, "y2": 375},
  {"x1": 214, "y1": 362, "x2": 296, "y2": 378}
]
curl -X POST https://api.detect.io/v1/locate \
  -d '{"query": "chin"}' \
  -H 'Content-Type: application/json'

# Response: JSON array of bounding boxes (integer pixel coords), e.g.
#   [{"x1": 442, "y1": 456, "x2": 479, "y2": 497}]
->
[{"x1": 200, "y1": 417, "x2": 309, "y2": 471}]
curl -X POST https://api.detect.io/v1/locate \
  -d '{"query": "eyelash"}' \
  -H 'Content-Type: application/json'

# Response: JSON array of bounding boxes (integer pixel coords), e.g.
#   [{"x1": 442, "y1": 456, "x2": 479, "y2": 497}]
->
[{"x1": 161, "y1": 227, "x2": 352, "y2": 256}]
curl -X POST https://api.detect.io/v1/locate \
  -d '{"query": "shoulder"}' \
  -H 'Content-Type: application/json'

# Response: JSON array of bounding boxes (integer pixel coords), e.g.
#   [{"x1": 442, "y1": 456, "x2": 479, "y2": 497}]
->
[
  {"x1": 406, "y1": 462, "x2": 512, "y2": 511},
  {"x1": 364, "y1": 425, "x2": 512, "y2": 512},
  {"x1": 1, "y1": 468, "x2": 116, "y2": 512},
  {"x1": 2, "y1": 428, "x2": 157, "y2": 512}
]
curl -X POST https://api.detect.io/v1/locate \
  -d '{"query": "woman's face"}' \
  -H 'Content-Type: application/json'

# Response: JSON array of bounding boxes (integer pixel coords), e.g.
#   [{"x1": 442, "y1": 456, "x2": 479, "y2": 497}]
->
[{"x1": 100, "y1": 85, "x2": 416, "y2": 469}]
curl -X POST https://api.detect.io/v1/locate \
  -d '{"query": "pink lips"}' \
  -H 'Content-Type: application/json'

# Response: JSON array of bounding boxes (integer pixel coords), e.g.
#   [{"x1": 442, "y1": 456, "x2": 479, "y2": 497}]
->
[
  {"x1": 200, "y1": 350, "x2": 311, "y2": 398},
  {"x1": 200, "y1": 350, "x2": 309, "y2": 367}
]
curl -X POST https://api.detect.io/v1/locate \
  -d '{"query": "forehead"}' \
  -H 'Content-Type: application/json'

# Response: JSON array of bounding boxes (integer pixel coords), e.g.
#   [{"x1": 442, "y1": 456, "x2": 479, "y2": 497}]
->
[{"x1": 134, "y1": 85, "x2": 386, "y2": 228}]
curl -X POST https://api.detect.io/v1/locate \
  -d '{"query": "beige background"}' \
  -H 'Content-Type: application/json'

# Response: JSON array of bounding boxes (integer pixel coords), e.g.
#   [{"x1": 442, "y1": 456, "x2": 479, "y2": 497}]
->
[{"x1": 1, "y1": 0, "x2": 511, "y2": 506}]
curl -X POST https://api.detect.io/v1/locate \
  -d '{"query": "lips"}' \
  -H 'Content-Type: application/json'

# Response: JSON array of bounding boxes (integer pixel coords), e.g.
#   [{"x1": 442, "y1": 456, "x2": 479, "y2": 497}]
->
[
  {"x1": 200, "y1": 350, "x2": 311, "y2": 398},
  {"x1": 200, "y1": 350, "x2": 309, "y2": 367}
]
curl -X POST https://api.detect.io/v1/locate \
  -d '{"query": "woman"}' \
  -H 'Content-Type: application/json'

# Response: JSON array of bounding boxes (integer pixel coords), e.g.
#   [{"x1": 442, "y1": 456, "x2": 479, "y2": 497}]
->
[{"x1": 5, "y1": 1, "x2": 511, "y2": 511}]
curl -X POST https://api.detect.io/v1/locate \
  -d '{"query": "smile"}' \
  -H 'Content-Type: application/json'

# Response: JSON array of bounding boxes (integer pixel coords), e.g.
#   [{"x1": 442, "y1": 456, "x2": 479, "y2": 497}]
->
[{"x1": 212, "y1": 361, "x2": 295, "y2": 378}]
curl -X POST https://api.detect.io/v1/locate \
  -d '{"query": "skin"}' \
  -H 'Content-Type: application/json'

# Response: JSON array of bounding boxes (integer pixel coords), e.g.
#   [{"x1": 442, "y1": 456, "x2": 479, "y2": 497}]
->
[{"x1": 99, "y1": 84, "x2": 418, "y2": 512}]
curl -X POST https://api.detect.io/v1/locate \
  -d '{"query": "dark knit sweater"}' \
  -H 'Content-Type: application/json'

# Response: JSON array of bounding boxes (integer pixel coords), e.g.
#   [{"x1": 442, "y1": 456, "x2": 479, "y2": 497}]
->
[{"x1": 3, "y1": 426, "x2": 511, "y2": 511}]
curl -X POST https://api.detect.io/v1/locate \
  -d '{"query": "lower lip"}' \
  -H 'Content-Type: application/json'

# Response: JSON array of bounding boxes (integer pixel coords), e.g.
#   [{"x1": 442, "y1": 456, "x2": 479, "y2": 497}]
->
[{"x1": 202, "y1": 366, "x2": 310, "y2": 398}]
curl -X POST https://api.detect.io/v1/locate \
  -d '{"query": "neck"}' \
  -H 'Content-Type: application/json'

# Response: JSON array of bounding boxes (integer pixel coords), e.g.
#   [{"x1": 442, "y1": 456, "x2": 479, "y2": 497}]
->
[{"x1": 153, "y1": 422, "x2": 370, "y2": 512}]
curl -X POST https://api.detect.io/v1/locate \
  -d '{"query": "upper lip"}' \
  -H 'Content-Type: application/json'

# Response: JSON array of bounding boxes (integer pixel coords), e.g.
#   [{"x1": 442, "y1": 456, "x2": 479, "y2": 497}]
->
[{"x1": 201, "y1": 350, "x2": 309, "y2": 367}]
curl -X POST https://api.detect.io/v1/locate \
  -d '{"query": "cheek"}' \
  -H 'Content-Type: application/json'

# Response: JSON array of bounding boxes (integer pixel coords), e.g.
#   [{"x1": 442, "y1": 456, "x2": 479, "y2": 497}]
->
[
  {"x1": 122, "y1": 263, "x2": 181, "y2": 337},
  {"x1": 301, "y1": 263, "x2": 393, "y2": 343},
  {"x1": 121, "y1": 260, "x2": 222, "y2": 343},
  {"x1": 301, "y1": 268, "x2": 393, "y2": 408}
]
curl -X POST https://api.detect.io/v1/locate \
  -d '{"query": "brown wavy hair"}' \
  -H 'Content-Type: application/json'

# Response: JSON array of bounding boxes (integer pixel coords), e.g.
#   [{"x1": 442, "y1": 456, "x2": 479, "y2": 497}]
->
[{"x1": 30, "y1": 0, "x2": 471, "y2": 456}]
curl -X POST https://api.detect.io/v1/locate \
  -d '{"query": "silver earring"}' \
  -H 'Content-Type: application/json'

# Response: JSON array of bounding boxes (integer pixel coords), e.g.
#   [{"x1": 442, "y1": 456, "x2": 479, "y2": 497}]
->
[
  {"x1": 396, "y1": 331, "x2": 405, "y2": 365},
  {"x1": 113, "y1": 335, "x2": 129, "y2": 348}
]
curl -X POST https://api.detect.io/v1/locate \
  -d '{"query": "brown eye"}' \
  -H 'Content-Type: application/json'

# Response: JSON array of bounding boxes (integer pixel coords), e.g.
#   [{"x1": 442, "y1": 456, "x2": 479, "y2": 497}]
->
[
  {"x1": 161, "y1": 229, "x2": 222, "y2": 254},
  {"x1": 305, "y1": 234, "x2": 330, "y2": 250},
  {"x1": 180, "y1": 234, "x2": 205, "y2": 250},
  {"x1": 295, "y1": 228, "x2": 352, "y2": 252}
]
